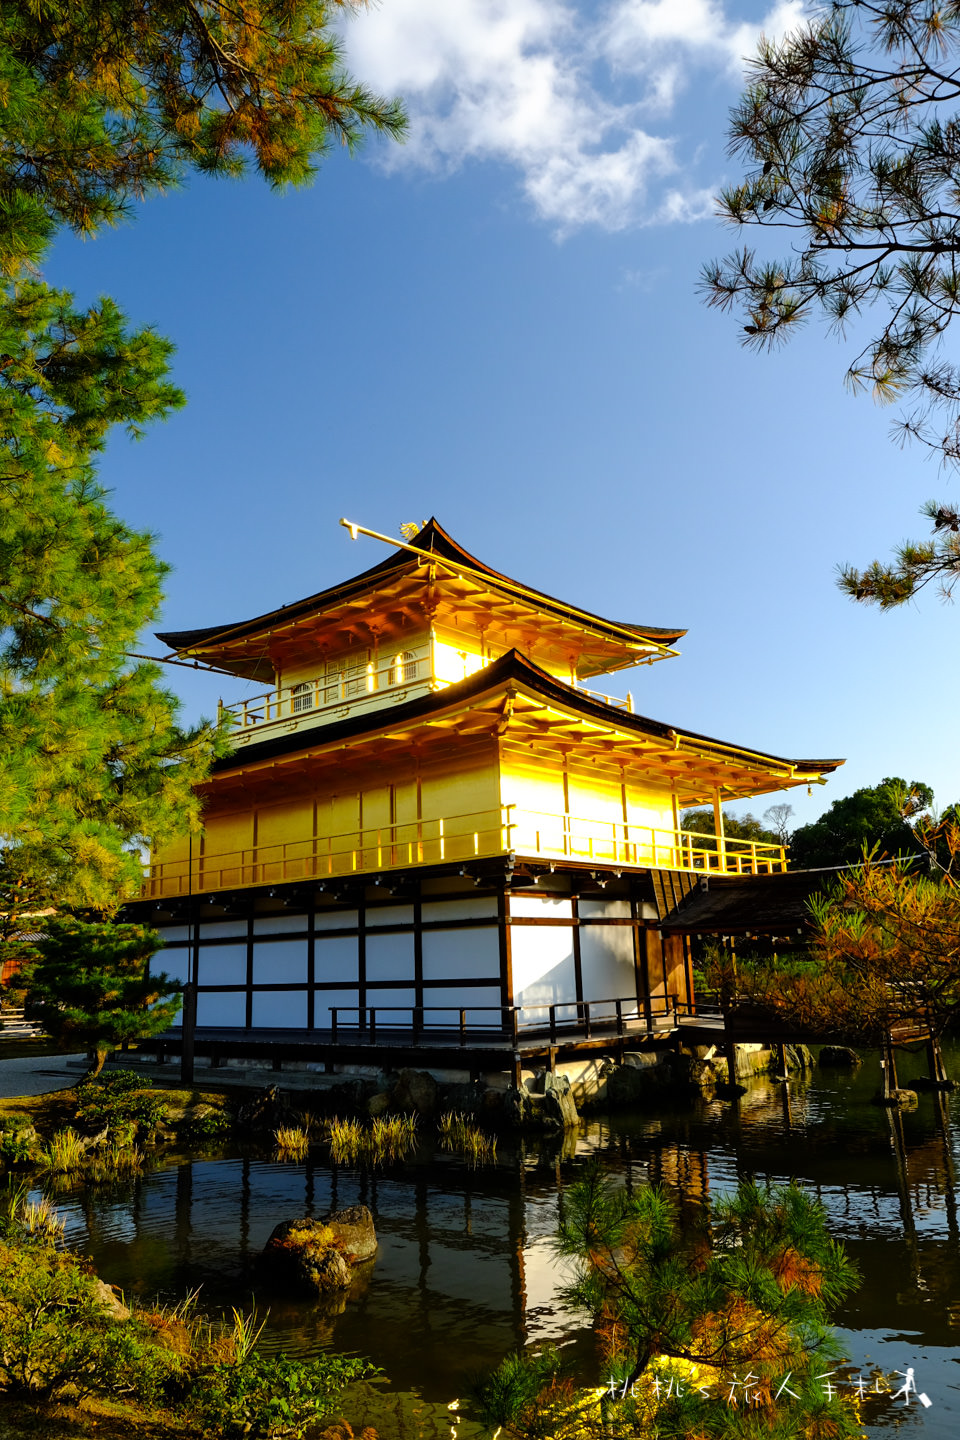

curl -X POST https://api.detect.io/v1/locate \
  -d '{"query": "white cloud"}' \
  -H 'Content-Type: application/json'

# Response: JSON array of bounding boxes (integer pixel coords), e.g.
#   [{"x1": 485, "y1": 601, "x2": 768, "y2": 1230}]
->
[{"x1": 343, "y1": 0, "x2": 806, "y2": 232}]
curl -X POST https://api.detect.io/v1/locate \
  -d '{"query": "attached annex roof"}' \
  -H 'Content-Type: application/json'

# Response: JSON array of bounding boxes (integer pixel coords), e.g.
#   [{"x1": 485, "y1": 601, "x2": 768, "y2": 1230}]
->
[
  {"x1": 658, "y1": 869, "x2": 839, "y2": 933},
  {"x1": 204, "y1": 647, "x2": 843, "y2": 808},
  {"x1": 156, "y1": 520, "x2": 687, "y2": 683}
]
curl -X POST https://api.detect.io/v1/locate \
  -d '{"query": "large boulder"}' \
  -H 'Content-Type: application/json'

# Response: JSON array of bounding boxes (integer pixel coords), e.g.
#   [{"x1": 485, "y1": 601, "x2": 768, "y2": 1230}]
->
[
  {"x1": 504, "y1": 1074, "x2": 579, "y2": 1132},
  {"x1": 259, "y1": 1205, "x2": 377, "y2": 1295},
  {"x1": 390, "y1": 1069, "x2": 439, "y2": 1115}
]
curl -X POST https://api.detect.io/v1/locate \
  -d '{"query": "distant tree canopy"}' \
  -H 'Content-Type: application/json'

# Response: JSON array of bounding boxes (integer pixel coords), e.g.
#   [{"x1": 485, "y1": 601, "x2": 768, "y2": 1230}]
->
[
  {"x1": 789, "y1": 777, "x2": 933, "y2": 870},
  {"x1": 681, "y1": 807, "x2": 780, "y2": 848}
]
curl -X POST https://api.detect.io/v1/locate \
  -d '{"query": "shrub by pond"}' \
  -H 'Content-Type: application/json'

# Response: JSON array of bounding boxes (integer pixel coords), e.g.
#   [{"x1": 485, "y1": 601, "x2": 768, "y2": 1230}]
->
[{"x1": 0, "y1": 1185, "x2": 376, "y2": 1438}]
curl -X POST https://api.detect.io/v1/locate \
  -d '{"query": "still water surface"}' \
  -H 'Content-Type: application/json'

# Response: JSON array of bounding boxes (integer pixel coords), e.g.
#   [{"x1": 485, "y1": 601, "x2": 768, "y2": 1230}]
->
[{"x1": 46, "y1": 1047, "x2": 960, "y2": 1437}]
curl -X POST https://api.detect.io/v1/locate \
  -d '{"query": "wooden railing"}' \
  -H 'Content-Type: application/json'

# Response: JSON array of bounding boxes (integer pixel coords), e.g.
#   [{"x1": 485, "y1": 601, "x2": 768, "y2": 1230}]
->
[
  {"x1": 143, "y1": 807, "x2": 511, "y2": 898},
  {"x1": 142, "y1": 806, "x2": 787, "y2": 898},
  {"x1": 509, "y1": 807, "x2": 787, "y2": 876},
  {"x1": 219, "y1": 650, "x2": 642, "y2": 737},
  {"x1": 220, "y1": 643, "x2": 432, "y2": 731},
  {"x1": 325, "y1": 995, "x2": 682, "y2": 1044}
]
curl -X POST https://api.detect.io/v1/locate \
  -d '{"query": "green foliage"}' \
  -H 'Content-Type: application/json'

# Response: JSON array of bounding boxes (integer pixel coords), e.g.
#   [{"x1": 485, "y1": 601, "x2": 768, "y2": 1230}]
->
[
  {"x1": 14, "y1": 918, "x2": 180, "y2": 1074},
  {"x1": 37, "y1": 1128, "x2": 88, "y2": 1174},
  {"x1": 0, "y1": 2, "x2": 405, "y2": 912},
  {"x1": 0, "y1": 1131, "x2": 33, "y2": 1167},
  {"x1": 790, "y1": 777, "x2": 932, "y2": 869},
  {"x1": 176, "y1": 1107, "x2": 231, "y2": 1142},
  {"x1": 0, "y1": 280, "x2": 227, "y2": 911},
  {"x1": 478, "y1": 1170, "x2": 862, "y2": 1439},
  {"x1": 701, "y1": 1, "x2": 960, "y2": 603},
  {"x1": 681, "y1": 807, "x2": 780, "y2": 847},
  {"x1": 0, "y1": 0, "x2": 406, "y2": 276},
  {"x1": 0, "y1": 1238, "x2": 181, "y2": 1401},
  {"x1": 186, "y1": 1349, "x2": 375, "y2": 1439},
  {"x1": 76, "y1": 1069, "x2": 168, "y2": 1137}
]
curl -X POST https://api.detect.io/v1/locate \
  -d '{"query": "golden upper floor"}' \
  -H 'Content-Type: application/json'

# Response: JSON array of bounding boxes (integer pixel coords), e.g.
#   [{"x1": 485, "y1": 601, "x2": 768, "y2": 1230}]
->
[{"x1": 157, "y1": 521, "x2": 685, "y2": 748}]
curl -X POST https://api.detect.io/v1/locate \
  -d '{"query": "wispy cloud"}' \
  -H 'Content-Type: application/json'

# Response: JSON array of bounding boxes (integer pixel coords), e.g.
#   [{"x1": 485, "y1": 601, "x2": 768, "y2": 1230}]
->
[{"x1": 344, "y1": 0, "x2": 805, "y2": 233}]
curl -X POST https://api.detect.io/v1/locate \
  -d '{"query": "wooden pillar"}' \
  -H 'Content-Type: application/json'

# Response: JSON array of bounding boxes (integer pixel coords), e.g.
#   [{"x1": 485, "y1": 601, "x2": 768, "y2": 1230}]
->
[
  {"x1": 180, "y1": 982, "x2": 196, "y2": 1086},
  {"x1": 712, "y1": 789, "x2": 726, "y2": 873}
]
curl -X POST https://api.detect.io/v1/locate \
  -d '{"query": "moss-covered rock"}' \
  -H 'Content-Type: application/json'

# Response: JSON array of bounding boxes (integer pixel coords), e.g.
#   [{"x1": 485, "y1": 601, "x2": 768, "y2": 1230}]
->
[{"x1": 259, "y1": 1205, "x2": 377, "y2": 1295}]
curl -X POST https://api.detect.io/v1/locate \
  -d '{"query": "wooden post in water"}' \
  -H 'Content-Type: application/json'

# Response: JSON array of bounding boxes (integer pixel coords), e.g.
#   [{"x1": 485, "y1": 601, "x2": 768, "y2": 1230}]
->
[
  {"x1": 882, "y1": 1033, "x2": 900, "y2": 1099},
  {"x1": 926, "y1": 1033, "x2": 949, "y2": 1086}
]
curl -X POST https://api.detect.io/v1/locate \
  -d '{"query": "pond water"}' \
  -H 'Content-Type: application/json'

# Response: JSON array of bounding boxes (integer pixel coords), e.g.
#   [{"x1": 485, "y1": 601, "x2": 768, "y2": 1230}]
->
[{"x1": 43, "y1": 1045, "x2": 960, "y2": 1438}]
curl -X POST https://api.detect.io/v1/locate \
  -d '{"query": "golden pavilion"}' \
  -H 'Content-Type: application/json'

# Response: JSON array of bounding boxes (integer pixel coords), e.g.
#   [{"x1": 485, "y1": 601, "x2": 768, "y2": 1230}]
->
[{"x1": 134, "y1": 520, "x2": 842, "y2": 1064}]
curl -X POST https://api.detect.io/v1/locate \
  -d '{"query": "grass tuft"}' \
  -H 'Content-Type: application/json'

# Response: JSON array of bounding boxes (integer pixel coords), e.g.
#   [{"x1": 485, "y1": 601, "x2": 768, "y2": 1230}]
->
[
  {"x1": 273, "y1": 1126, "x2": 310, "y2": 1160},
  {"x1": 438, "y1": 1111, "x2": 498, "y2": 1165}
]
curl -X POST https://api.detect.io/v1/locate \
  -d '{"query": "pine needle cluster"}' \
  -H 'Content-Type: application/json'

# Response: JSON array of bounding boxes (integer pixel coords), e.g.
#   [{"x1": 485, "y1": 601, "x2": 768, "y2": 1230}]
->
[
  {"x1": 477, "y1": 1171, "x2": 863, "y2": 1439},
  {"x1": 701, "y1": 0, "x2": 960, "y2": 605}
]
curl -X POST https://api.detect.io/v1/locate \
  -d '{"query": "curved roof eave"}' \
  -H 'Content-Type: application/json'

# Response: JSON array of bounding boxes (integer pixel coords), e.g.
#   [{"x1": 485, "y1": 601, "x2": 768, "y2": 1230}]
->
[
  {"x1": 208, "y1": 647, "x2": 844, "y2": 781},
  {"x1": 157, "y1": 519, "x2": 687, "y2": 655}
]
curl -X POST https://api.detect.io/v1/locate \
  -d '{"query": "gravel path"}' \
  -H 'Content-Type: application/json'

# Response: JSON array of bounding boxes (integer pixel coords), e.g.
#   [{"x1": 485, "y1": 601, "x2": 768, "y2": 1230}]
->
[{"x1": 0, "y1": 1055, "x2": 84, "y2": 1099}]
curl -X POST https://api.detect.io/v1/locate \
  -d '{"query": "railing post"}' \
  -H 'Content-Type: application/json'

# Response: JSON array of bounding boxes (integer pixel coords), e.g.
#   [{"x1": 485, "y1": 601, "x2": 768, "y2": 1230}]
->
[
  {"x1": 369, "y1": 1008, "x2": 376, "y2": 1043},
  {"x1": 616, "y1": 998, "x2": 624, "y2": 1037},
  {"x1": 459, "y1": 1009, "x2": 467, "y2": 1046},
  {"x1": 584, "y1": 1001, "x2": 592, "y2": 1039},
  {"x1": 549, "y1": 1004, "x2": 556, "y2": 1044},
  {"x1": 331, "y1": 1009, "x2": 338, "y2": 1042},
  {"x1": 511, "y1": 1007, "x2": 519, "y2": 1045},
  {"x1": 413, "y1": 1006, "x2": 422, "y2": 1041}
]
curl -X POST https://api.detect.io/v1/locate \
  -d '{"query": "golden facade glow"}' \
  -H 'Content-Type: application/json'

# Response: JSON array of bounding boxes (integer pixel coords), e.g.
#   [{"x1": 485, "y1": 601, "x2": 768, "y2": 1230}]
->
[{"x1": 145, "y1": 523, "x2": 842, "y2": 898}]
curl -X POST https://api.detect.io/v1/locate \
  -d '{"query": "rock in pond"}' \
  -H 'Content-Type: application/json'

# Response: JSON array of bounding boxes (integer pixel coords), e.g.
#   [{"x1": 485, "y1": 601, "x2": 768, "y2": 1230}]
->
[
  {"x1": 260, "y1": 1205, "x2": 378, "y2": 1295},
  {"x1": 819, "y1": 1045, "x2": 862, "y2": 1068}
]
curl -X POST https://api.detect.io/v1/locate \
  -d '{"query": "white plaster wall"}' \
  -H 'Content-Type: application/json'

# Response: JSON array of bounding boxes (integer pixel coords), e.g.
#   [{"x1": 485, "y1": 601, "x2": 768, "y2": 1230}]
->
[
  {"x1": 423, "y1": 896, "x2": 498, "y2": 923},
  {"x1": 366, "y1": 932, "x2": 416, "y2": 981},
  {"x1": 196, "y1": 920, "x2": 247, "y2": 939},
  {"x1": 251, "y1": 940, "x2": 308, "y2": 986},
  {"x1": 314, "y1": 989, "x2": 361, "y2": 1027},
  {"x1": 315, "y1": 909, "x2": 359, "y2": 931},
  {"x1": 511, "y1": 896, "x2": 573, "y2": 920},
  {"x1": 366, "y1": 987, "x2": 416, "y2": 1014},
  {"x1": 157, "y1": 926, "x2": 190, "y2": 944},
  {"x1": 253, "y1": 914, "x2": 309, "y2": 935},
  {"x1": 422, "y1": 927, "x2": 500, "y2": 980},
  {"x1": 366, "y1": 904, "x2": 415, "y2": 928},
  {"x1": 250, "y1": 991, "x2": 308, "y2": 1028},
  {"x1": 196, "y1": 946, "x2": 247, "y2": 986},
  {"x1": 314, "y1": 935, "x2": 358, "y2": 983},
  {"x1": 579, "y1": 925, "x2": 638, "y2": 1018},
  {"x1": 512, "y1": 925, "x2": 577, "y2": 1022},
  {"x1": 578, "y1": 898, "x2": 631, "y2": 921},
  {"x1": 423, "y1": 986, "x2": 502, "y2": 1026},
  {"x1": 197, "y1": 991, "x2": 246, "y2": 1027}
]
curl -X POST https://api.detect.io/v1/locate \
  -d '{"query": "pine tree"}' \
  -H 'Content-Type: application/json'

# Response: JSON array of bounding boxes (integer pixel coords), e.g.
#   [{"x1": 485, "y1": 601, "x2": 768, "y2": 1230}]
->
[
  {"x1": 0, "y1": 0, "x2": 406, "y2": 273},
  {"x1": 476, "y1": 1171, "x2": 862, "y2": 1439},
  {"x1": 0, "y1": 281, "x2": 227, "y2": 910},
  {"x1": 701, "y1": 0, "x2": 960, "y2": 605},
  {"x1": 12, "y1": 916, "x2": 180, "y2": 1075},
  {"x1": 0, "y1": 2, "x2": 406, "y2": 912}
]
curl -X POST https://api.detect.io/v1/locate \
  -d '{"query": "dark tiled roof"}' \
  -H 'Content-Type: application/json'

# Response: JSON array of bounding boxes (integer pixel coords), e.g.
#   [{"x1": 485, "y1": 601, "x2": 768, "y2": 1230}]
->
[
  {"x1": 157, "y1": 519, "x2": 687, "y2": 654},
  {"x1": 209, "y1": 648, "x2": 845, "y2": 781},
  {"x1": 659, "y1": 869, "x2": 840, "y2": 932}
]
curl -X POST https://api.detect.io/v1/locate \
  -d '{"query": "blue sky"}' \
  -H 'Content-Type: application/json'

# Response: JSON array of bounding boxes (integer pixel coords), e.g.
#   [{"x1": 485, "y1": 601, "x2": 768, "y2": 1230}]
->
[{"x1": 44, "y1": 0, "x2": 960, "y2": 830}]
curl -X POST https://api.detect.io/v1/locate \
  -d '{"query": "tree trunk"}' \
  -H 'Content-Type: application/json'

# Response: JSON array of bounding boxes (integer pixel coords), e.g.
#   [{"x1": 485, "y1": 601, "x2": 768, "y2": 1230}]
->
[{"x1": 86, "y1": 1044, "x2": 111, "y2": 1079}]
